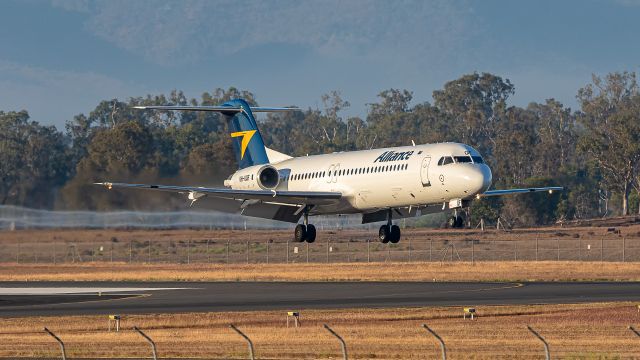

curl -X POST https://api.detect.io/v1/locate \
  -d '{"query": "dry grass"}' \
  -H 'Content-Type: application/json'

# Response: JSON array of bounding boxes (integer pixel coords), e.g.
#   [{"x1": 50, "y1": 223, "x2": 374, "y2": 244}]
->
[
  {"x1": 1, "y1": 302, "x2": 639, "y2": 359},
  {"x1": 1, "y1": 261, "x2": 640, "y2": 282}
]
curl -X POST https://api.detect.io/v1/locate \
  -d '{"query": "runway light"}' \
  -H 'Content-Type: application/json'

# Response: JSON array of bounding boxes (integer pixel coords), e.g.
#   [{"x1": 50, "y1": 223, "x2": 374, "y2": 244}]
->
[
  {"x1": 108, "y1": 315, "x2": 121, "y2": 332},
  {"x1": 286, "y1": 311, "x2": 300, "y2": 327},
  {"x1": 464, "y1": 307, "x2": 476, "y2": 320}
]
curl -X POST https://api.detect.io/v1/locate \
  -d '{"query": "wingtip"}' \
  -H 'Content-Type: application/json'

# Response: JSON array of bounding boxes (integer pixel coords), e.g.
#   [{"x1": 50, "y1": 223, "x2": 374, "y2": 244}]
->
[
  {"x1": 94, "y1": 182, "x2": 113, "y2": 190},
  {"x1": 132, "y1": 106, "x2": 147, "y2": 110}
]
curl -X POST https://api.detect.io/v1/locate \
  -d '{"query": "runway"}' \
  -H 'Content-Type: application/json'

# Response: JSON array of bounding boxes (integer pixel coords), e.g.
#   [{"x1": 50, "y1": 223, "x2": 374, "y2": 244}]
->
[{"x1": 1, "y1": 281, "x2": 639, "y2": 317}]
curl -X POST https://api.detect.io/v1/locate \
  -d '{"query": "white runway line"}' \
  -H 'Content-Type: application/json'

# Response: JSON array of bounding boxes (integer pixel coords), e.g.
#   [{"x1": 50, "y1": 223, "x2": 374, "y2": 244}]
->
[{"x1": 0, "y1": 287, "x2": 191, "y2": 295}]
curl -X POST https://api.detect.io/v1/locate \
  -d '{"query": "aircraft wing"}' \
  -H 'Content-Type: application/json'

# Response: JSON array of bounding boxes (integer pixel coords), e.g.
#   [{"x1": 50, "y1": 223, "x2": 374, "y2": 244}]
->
[
  {"x1": 95, "y1": 182, "x2": 342, "y2": 205},
  {"x1": 478, "y1": 186, "x2": 563, "y2": 198}
]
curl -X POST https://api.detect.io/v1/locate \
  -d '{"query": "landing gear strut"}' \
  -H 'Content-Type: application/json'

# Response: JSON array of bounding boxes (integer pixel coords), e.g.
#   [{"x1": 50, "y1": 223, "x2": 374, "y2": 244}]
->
[
  {"x1": 447, "y1": 209, "x2": 466, "y2": 228},
  {"x1": 294, "y1": 207, "x2": 316, "y2": 243},
  {"x1": 378, "y1": 209, "x2": 401, "y2": 243}
]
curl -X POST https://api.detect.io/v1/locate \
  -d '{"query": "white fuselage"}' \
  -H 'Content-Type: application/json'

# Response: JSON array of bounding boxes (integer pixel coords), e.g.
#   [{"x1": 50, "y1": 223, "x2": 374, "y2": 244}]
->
[{"x1": 227, "y1": 142, "x2": 492, "y2": 215}]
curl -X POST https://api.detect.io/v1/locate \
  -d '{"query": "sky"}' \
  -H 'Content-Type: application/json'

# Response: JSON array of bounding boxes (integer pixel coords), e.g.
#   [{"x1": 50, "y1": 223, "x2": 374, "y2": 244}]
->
[{"x1": 1, "y1": 0, "x2": 639, "y2": 129}]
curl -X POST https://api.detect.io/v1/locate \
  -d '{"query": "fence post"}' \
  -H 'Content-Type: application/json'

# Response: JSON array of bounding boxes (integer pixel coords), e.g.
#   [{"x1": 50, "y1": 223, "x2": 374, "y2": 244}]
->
[
  {"x1": 306, "y1": 242, "x2": 309, "y2": 263},
  {"x1": 429, "y1": 239, "x2": 432, "y2": 262},
  {"x1": 187, "y1": 239, "x2": 191, "y2": 264},
  {"x1": 129, "y1": 240, "x2": 133, "y2": 263},
  {"x1": 266, "y1": 240, "x2": 269, "y2": 264},
  {"x1": 229, "y1": 324, "x2": 255, "y2": 360},
  {"x1": 324, "y1": 324, "x2": 348, "y2": 360},
  {"x1": 557, "y1": 238, "x2": 560, "y2": 261},
  {"x1": 629, "y1": 325, "x2": 640, "y2": 338},
  {"x1": 206, "y1": 239, "x2": 210, "y2": 264},
  {"x1": 246, "y1": 241, "x2": 249, "y2": 264},
  {"x1": 367, "y1": 239, "x2": 370, "y2": 263},
  {"x1": 110, "y1": 242, "x2": 113, "y2": 263},
  {"x1": 422, "y1": 324, "x2": 446, "y2": 360},
  {"x1": 472, "y1": 240, "x2": 475, "y2": 265},
  {"x1": 53, "y1": 242, "x2": 57, "y2": 265},
  {"x1": 148, "y1": 240, "x2": 152, "y2": 264},
  {"x1": 226, "y1": 240, "x2": 230, "y2": 264},
  {"x1": 601, "y1": 238, "x2": 604, "y2": 262},
  {"x1": 514, "y1": 240, "x2": 517, "y2": 261},
  {"x1": 134, "y1": 326, "x2": 158, "y2": 360},
  {"x1": 535, "y1": 236, "x2": 538, "y2": 261},
  {"x1": 326, "y1": 240, "x2": 330, "y2": 263},
  {"x1": 16, "y1": 242, "x2": 20, "y2": 263},
  {"x1": 579, "y1": 237, "x2": 582, "y2": 261},
  {"x1": 526, "y1": 325, "x2": 550, "y2": 360},
  {"x1": 409, "y1": 237, "x2": 412, "y2": 262},
  {"x1": 286, "y1": 240, "x2": 289, "y2": 264},
  {"x1": 623, "y1": 237, "x2": 626, "y2": 262},
  {"x1": 43, "y1": 327, "x2": 66, "y2": 360}
]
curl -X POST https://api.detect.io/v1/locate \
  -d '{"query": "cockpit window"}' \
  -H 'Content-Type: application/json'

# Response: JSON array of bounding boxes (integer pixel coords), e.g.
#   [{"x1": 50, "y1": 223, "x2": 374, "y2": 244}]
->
[
  {"x1": 472, "y1": 156, "x2": 484, "y2": 164},
  {"x1": 438, "y1": 156, "x2": 454, "y2": 166},
  {"x1": 454, "y1": 156, "x2": 473, "y2": 163}
]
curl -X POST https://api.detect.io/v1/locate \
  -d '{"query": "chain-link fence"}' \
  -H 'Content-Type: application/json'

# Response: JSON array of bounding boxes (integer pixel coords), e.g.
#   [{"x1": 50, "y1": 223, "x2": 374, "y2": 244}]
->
[{"x1": 4, "y1": 237, "x2": 640, "y2": 264}]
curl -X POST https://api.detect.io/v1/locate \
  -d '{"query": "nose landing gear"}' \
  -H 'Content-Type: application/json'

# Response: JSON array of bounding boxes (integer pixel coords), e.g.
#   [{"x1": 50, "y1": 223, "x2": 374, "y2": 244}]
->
[
  {"x1": 378, "y1": 209, "x2": 401, "y2": 243},
  {"x1": 447, "y1": 208, "x2": 468, "y2": 228}
]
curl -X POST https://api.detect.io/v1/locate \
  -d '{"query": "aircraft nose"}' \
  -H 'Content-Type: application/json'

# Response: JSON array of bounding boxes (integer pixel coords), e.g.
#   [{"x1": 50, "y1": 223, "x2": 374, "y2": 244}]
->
[{"x1": 463, "y1": 164, "x2": 492, "y2": 196}]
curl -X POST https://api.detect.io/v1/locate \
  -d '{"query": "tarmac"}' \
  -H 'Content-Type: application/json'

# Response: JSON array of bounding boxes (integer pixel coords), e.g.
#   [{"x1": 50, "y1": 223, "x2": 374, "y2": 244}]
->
[{"x1": 1, "y1": 281, "x2": 639, "y2": 316}]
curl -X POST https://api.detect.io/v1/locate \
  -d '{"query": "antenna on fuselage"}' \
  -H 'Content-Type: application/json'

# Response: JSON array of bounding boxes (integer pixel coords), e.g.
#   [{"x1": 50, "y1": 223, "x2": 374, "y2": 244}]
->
[{"x1": 411, "y1": 140, "x2": 416, "y2": 146}]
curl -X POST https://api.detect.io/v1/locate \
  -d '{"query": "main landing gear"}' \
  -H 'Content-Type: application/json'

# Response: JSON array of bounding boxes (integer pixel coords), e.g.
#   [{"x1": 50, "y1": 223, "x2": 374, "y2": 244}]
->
[
  {"x1": 294, "y1": 207, "x2": 316, "y2": 243},
  {"x1": 378, "y1": 209, "x2": 401, "y2": 244}
]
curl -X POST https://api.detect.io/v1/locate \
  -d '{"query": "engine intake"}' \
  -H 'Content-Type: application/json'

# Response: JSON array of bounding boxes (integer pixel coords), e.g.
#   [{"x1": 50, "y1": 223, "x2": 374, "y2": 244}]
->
[{"x1": 257, "y1": 166, "x2": 280, "y2": 190}]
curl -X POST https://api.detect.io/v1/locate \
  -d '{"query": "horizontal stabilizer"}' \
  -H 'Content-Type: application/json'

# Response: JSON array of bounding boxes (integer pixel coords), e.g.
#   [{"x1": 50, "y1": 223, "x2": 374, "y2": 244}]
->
[{"x1": 133, "y1": 105, "x2": 300, "y2": 113}]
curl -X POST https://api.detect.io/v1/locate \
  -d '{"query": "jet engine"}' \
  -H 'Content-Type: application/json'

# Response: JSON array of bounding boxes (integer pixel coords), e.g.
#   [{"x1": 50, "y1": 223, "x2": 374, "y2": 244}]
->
[{"x1": 224, "y1": 164, "x2": 281, "y2": 190}]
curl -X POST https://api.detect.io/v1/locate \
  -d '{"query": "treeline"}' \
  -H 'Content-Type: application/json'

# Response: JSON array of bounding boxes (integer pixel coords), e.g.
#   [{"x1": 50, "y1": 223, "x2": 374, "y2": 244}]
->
[{"x1": 1, "y1": 72, "x2": 639, "y2": 227}]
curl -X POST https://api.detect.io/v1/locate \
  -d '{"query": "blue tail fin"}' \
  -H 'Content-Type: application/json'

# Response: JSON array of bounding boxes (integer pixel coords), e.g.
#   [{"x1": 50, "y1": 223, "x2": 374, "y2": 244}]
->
[{"x1": 222, "y1": 99, "x2": 269, "y2": 169}]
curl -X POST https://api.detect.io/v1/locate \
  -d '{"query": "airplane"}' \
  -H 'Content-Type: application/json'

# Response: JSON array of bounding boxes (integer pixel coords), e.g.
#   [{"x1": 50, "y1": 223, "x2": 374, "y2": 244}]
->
[{"x1": 96, "y1": 98, "x2": 562, "y2": 243}]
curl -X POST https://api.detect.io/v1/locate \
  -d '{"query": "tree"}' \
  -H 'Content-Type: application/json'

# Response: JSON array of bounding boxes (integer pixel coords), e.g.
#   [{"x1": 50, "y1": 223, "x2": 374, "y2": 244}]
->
[
  {"x1": 577, "y1": 72, "x2": 640, "y2": 215},
  {"x1": 432, "y1": 72, "x2": 514, "y2": 158},
  {"x1": 0, "y1": 111, "x2": 68, "y2": 207}
]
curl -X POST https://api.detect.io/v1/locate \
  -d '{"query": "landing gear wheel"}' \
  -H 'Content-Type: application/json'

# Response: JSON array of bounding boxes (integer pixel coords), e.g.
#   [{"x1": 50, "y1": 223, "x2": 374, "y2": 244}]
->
[
  {"x1": 455, "y1": 215, "x2": 464, "y2": 228},
  {"x1": 294, "y1": 224, "x2": 307, "y2": 242},
  {"x1": 389, "y1": 225, "x2": 401, "y2": 243},
  {"x1": 378, "y1": 225, "x2": 390, "y2": 243},
  {"x1": 447, "y1": 216, "x2": 457, "y2": 228},
  {"x1": 305, "y1": 224, "x2": 316, "y2": 243}
]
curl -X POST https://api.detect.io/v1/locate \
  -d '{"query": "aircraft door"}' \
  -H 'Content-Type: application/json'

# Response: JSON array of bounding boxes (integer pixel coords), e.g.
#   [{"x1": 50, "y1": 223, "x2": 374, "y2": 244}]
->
[{"x1": 421, "y1": 156, "x2": 431, "y2": 187}]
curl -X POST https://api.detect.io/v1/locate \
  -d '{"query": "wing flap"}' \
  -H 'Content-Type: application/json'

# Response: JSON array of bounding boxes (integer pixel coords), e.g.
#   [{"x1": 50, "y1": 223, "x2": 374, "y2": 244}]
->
[
  {"x1": 95, "y1": 182, "x2": 341, "y2": 205},
  {"x1": 479, "y1": 186, "x2": 563, "y2": 198}
]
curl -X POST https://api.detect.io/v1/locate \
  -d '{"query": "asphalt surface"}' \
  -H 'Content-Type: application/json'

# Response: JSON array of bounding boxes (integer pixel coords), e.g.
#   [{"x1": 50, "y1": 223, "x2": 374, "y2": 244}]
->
[{"x1": 1, "y1": 281, "x2": 639, "y2": 317}]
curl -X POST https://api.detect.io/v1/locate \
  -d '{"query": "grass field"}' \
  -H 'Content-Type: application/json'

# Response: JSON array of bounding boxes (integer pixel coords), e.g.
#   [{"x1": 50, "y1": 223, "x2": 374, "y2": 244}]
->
[
  {"x1": 1, "y1": 302, "x2": 639, "y2": 359},
  {"x1": 1, "y1": 261, "x2": 639, "y2": 282}
]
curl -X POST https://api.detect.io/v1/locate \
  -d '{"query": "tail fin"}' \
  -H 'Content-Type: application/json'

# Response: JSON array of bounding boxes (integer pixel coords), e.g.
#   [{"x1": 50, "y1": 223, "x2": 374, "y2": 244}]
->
[
  {"x1": 224, "y1": 99, "x2": 269, "y2": 169},
  {"x1": 133, "y1": 99, "x2": 298, "y2": 169}
]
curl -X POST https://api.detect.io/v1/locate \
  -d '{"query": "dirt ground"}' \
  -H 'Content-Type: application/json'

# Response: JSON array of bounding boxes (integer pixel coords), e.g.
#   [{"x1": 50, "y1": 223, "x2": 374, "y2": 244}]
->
[{"x1": 1, "y1": 302, "x2": 639, "y2": 359}]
